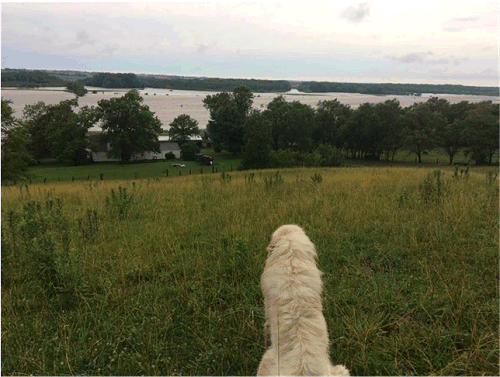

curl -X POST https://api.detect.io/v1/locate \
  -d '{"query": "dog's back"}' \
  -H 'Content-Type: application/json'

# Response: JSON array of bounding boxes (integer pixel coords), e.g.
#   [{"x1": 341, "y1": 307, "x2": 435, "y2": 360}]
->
[{"x1": 258, "y1": 225, "x2": 349, "y2": 376}]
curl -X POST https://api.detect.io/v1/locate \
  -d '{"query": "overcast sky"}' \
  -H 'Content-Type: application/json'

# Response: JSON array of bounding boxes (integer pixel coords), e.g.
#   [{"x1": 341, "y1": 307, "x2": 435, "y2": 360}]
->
[{"x1": 1, "y1": 1, "x2": 498, "y2": 86}]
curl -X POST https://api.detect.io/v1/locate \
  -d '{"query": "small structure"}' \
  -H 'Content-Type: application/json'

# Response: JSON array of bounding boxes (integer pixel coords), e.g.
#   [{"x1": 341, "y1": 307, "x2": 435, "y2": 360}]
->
[{"x1": 89, "y1": 134, "x2": 202, "y2": 162}]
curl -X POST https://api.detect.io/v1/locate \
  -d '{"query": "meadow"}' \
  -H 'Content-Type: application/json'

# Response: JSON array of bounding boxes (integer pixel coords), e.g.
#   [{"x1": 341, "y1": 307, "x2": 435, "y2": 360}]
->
[
  {"x1": 1, "y1": 166, "x2": 498, "y2": 375},
  {"x1": 16, "y1": 147, "x2": 499, "y2": 185}
]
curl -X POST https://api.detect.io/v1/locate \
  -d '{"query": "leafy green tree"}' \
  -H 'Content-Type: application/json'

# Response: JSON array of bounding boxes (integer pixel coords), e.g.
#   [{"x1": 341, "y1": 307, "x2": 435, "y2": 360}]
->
[
  {"x1": 47, "y1": 102, "x2": 99, "y2": 165},
  {"x1": 402, "y1": 102, "x2": 445, "y2": 163},
  {"x1": 314, "y1": 99, "x2": 352, "y2": 148},
  {"x1": 462, "y1": 101, "x2": 499, "y2": 165},
  {"x1": 180, "y1": 141, "x2": 201, "y2": 161},
  {"x1": 204, "y1": 92, "x2": 237, "y2": 153},
  {"x1": 203, "y1": 85, "x2": 254, "y2": 155},
  {"x1": 240, "y1": 110, "x2": 273, "y2": 169},
  {"x1": 98, "y1": 90, "x2": 162, "y2": 163},
  {"x1": 340, "y1": 103, "x2": 382, "y2": 159},
  {"x1": 66, "y1": 81, "x2": 88, "y2": 97},
  {"x1": 375, "y1": 99, "x2": 404, "y2": 161},
  {"x1": 434, "y1": 119, "x2": 465, "y2": 165},
  {"x1": 264, "y1": 96, "x2": 316, "y2": 153},
  {"x1": 168, "y1": 114, "x2": 200, "y2": 147},
  {"x1": 1, "y1": 98, "x2": 33, "y2": 182},
  {"x1": 22, "y1": 101, "x2": 52, "y2": 160}
]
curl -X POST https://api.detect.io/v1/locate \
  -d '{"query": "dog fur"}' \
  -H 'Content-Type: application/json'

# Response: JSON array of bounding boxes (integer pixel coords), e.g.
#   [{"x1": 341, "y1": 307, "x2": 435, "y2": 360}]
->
[{"x1": 257, "y1": 225, "x2": 349, "y2": 376}]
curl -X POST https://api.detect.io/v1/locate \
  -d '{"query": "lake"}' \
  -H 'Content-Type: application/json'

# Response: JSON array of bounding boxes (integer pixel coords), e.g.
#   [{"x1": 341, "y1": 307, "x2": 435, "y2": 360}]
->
[{"x1": 2, "y1": 87, "x2": 498, "y2": 131}]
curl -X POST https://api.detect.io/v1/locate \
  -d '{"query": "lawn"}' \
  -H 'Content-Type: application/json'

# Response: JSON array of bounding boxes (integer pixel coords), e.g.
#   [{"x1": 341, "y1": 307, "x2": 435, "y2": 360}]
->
[
  {"x1": 1, "y1": 166, "x2": 498, "y2": 375},
  {"x1": 17, "y1": 147, "x2": 499, "y2": 185},
  {"x1": 22, "y1": 149, "x2": 242, "y2": 184}
]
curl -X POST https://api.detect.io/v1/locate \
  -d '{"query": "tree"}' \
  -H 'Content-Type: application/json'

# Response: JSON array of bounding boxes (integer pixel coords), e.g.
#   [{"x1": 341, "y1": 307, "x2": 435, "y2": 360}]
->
[
  {"x1": 22, "y1": 101, "x2": 52, "y2": 160},
  {"x1": 402, "y1": 102, "x2": 444, "y2": 163},
  {"x1": 46, "y1": 101, "x2": 99, "y2": 165},
  {"x1": 314, "y1": 99, "x2": 352, "y2": 148},
  {"x1": 240, "y1": 110, "x2": 273, "y2": 169},
  {"x1": 1, "y1": 98, "x2": 33, "y2": 182},
  {"x1": 66, "y1": 81, "x2": 88, "y2": 97},
  {"x1": 203, "y1": 85, "x2": 254, "y2": 155},
  {"x1": 462, "y1": 101, "x2": 499, "y2": 165},
  {"x1": 180, "y1": 141, "x2": 201, "y2": 161},
  {"x1": 98, "y1": 90, "x2": 162, "y2": 163},
  {"x1": 434, "y1": 99, "x2": 470, "y2": 165},
  {"x1": 375, "y1": 99, "x2": 404, "y2": 161},
  {"x1": 434, "y1": 119, "x2": 465, "y2": 165},
  {"x1": 264, "y1": 96, "x2": 315, "y2": 153},
  {"x1": 340, "y1": 103, "x2": 381, "y2": 159},
  {"x1": 168, "y1": 114, "x2": 200, "y2": 147}
]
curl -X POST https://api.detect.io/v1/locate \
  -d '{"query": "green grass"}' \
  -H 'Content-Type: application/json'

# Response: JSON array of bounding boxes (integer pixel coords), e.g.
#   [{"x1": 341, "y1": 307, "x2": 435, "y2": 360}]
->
[
  {"x1": 17, "y1": 147, "x2": 499, "y2": 185},
  {"x1": 23, "y1": 149, "x2": 241, "y2": 184},
  {"x1": 1, "y1": 167, "x2": 498, "y2": 375}
]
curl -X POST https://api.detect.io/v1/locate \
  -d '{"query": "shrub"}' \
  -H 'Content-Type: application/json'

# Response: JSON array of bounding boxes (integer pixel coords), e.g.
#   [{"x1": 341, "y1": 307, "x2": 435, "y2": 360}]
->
[
  {"x1": 315, "y1": 144, "x2": 345, "y2": 166},
  {"x1": 180, "y1": 141, "x2": 201, "y2": 161},
  {"x1": 165, "y1": 151, "x2": 176, "y2": 160},
  {"x1": 269, "y1": 149, "x2": 300, "y2": 168}
]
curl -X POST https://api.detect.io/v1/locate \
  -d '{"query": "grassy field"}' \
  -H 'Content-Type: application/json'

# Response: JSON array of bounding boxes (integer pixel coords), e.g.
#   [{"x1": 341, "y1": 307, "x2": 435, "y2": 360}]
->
[
  {"x1": 1, "y1": 166, "x2": 498, "y2": 375},
  {"x1": 14, "y1": 147, "x2": 499, "y2": 185},
  {"x1": 21, "y1": 149, "x2": 242, "y2": 184}
]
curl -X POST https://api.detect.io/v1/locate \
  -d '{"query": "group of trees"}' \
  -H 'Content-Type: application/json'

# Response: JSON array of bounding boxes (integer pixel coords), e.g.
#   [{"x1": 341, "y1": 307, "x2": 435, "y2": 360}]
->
[
  {"x1": 1, "y1": 90, "x2": 165, "y2": 182},
  {"x1": 2, "y1": 84, "x2": 498, "y2": 183},
  {"x1": 3, "y1": 68, "x2": 498, "y2": 96},
  {"x1": 297, "y1": 81, "x2": 499, "y2": 96},
  {"x1": 203, "y1": 86, "x2": 499, "y2": 169},
  {"x1": 84, "y1": 73, "x2": 144, "y2": 89},
  {"x1": 1, "y1": 69, "x2": 67, "y2": 87}
]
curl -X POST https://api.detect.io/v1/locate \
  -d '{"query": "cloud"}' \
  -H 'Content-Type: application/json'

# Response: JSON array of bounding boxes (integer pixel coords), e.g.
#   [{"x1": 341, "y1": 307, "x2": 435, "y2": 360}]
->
[
  {"x1": 388, "y1": 52, "x2": 452, "y2": 65},
  {"x1": 340, "y1": 3, "x2": 370, "y2": 24},
  {"x1": 75, "y1": 30, "x2": 95, "y2": 46},
  {"x1": 99, "y1": 44, "x2": 120, "y2": 59},
  {"x1": 197, "y1": 43, "x2": 211, "y2": 53},
  {"x1": 390, "y1": 53, "x2": 426, "y2": 64},
  {"x1": 442, "y1": 15, "x2": 494, "y2": 33}
]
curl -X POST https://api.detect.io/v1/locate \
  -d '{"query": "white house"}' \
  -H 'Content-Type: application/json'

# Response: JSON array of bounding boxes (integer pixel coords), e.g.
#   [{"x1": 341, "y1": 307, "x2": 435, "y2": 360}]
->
[{"x1": 90, "y1": 134, "x2": 202, "y2": 162}]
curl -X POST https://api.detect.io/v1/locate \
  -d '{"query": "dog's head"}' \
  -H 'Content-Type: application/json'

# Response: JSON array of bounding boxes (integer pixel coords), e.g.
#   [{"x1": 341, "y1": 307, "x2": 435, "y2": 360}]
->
[{"x1": 267, "y1": 224, "x2": 317, "y2": 259}]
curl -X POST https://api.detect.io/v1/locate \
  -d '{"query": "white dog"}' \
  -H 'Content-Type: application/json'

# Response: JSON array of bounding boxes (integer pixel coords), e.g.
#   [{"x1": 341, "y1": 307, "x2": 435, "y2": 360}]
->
[{"x1": 257, "y1": 225, "x2": 349, "y2": 376}]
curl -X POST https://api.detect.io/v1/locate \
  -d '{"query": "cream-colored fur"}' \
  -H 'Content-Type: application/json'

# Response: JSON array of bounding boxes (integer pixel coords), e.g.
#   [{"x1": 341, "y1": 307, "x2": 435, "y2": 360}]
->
[{"x1": 257, "y1": 225, "x2": 349, "y2": 376}]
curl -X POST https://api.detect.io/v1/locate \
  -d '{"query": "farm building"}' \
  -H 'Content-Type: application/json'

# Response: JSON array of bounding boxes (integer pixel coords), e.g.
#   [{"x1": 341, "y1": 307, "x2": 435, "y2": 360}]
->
[{"x1": 89, "y1": 134, "x2": 202, "y2": 162}]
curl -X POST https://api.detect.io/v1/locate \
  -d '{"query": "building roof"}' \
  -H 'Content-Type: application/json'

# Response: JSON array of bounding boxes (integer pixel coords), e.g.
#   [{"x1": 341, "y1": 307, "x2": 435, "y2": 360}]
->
[{"x1": 159, "y1": 135, "x2": 203, "y2": 142}]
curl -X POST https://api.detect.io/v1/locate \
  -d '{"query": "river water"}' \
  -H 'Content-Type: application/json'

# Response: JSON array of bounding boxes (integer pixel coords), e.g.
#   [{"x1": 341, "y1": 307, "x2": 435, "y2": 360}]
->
[{"x1": 2, "y1": 87, "x2": 498, "y2": 131}]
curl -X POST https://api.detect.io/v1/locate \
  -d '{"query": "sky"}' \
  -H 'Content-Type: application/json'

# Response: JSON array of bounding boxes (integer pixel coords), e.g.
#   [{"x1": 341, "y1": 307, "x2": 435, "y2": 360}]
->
[{"x1": 1, "y1": 1, "x2": 499, "y2": 86}]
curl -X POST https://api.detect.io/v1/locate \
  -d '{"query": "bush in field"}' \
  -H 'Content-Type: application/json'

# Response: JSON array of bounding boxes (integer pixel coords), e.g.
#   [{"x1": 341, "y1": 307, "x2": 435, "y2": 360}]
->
[
  {"x1": 315, "y1": 144, "x2": 345, "y2": 167},
  {"x1": 4, "y1": 198, "x2": 96, "y2": 307},
  {"x1": 300, "y1": 151, "x2": 323, "y2": 167},
  {"x1": 180, "y1": 141, "x2": 201, "y2": 161},
  {"x1": 106, "y1": 186, "x2": 135, "y2": 218},
  {"x1": 270, "y1": 149, "x2": 300, "y2": 168},
  {"x1": 165, "y1": 151, "x2": 176, "y2": 160}
]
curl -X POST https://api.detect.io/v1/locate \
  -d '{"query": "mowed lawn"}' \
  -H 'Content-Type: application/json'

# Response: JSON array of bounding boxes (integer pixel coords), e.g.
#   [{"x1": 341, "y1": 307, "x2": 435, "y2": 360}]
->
[{"x1": 1, "y1": 167, "x2": 498, "y2": 375}]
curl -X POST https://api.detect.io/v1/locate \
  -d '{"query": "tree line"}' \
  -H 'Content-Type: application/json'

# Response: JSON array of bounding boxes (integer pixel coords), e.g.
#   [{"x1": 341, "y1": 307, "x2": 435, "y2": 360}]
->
[
  {"x1": 2, "y1": 86, "x2": 498, "y2": 183},
  {"x1": 1, "y1": 88, "x2": 208, "y2": 183},
  {"x1": 4, "y1": 68, "x2": 498, "y2": 96},
  {"x1": 297, "y1": 81, "x2": 499, "y2": 96},
  {"x1": 1, "y1": 69, "x2": 67, "y2": 87},
  {"x1": 202, "y1": 86, "x2": 498, "y2": 169}
]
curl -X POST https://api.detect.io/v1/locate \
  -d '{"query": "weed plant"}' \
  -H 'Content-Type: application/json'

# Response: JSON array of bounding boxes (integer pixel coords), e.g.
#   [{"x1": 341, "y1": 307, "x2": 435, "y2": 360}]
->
[{"x1": 1, "y1": 167, "x2": 498, "y2": 375}]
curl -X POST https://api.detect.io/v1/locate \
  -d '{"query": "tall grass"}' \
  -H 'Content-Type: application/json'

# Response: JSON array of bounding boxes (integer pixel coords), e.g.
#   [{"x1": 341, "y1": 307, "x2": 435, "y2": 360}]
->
[{"x1": 1, "y1": 167, "x2": 498, "y2": 375}]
